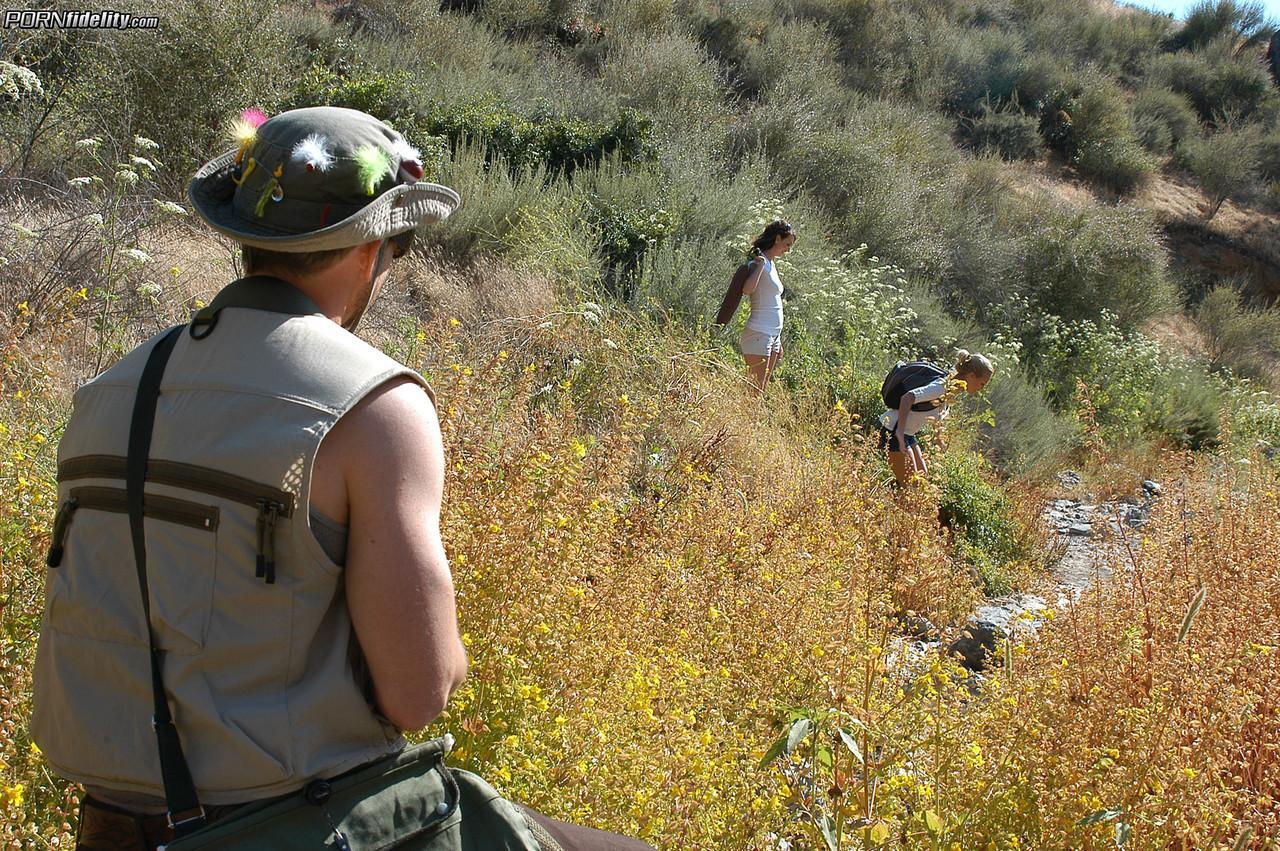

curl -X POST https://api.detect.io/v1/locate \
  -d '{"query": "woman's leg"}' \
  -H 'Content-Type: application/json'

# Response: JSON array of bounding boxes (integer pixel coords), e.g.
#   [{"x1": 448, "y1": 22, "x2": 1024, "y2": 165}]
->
[
  {"x1": 909, "y1": 441, "x2": 927, "y2": 478},
  {"x1": 743, "y1": 354, "x2": 769, "y2": 395},
  {"x1": 763, "y1": 348, "x2": 782, "y2": 391},
  {"x1": 887, "y1": 448, "x2": 915, "y2": 487}
]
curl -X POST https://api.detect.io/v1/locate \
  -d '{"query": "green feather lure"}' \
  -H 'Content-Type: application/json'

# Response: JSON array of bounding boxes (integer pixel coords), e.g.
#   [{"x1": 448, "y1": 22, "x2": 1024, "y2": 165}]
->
[{"x1": 355, "y1": 145, "x2": 393, "y2": 196}]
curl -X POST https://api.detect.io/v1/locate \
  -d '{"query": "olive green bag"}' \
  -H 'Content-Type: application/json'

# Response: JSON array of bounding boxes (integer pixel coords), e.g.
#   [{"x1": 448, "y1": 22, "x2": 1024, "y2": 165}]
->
[
  {"x1": 126, "y1": 325, "x2": 548, "y2": 851},
  {"x1": 164, "y1": 736, "x2": 545, "y2": 851}
]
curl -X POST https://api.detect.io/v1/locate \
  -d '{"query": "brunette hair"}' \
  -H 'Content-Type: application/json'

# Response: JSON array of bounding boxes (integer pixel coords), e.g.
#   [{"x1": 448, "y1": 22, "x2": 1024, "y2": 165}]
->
[
  {"x1": 242, "y1": 244, "x2": 353, "y2": 275},
  {"x1": 750, "y1": 219, "x2": 795, "y2": 255}
]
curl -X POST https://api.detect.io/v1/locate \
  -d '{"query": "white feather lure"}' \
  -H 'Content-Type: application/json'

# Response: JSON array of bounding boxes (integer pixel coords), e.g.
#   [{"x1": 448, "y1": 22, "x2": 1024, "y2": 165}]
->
[{"x1": 291, "y1": 134, "x2": 335, "y2": 173}]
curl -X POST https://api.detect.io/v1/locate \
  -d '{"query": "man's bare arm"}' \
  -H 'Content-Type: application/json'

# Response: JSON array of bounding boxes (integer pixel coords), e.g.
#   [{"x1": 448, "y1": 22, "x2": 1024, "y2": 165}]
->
[{"x1": 324, "y1": 376, "x2": 467, "y2": 731}]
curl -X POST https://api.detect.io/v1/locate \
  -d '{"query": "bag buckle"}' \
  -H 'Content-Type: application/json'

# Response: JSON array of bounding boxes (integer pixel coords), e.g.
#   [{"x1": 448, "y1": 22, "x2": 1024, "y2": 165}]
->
[{"x1": 166, "y1": 805, "x2": 206, "y2": 829}]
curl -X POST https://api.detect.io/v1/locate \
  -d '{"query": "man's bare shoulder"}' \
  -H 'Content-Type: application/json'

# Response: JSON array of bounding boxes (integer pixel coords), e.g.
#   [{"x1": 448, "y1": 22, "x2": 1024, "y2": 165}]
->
[{"x1": 312, "y1": 377, "x2": 440, "y2": 522}]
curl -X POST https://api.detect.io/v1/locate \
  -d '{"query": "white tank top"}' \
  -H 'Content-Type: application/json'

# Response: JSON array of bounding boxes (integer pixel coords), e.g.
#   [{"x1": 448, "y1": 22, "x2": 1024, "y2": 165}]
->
[{"x1": 745, "y1": 258, "x2": 783, "y2": 334}]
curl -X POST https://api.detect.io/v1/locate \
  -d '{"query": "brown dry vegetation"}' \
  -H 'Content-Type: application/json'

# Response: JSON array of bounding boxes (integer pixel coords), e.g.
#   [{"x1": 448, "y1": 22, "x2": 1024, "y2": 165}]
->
[{"x1": 2, "y1": 225, "x2": 1278, "y2": 848}]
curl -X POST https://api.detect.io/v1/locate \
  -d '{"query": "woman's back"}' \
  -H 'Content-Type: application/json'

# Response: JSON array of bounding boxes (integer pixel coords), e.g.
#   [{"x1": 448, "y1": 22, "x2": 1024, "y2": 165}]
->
[{"x1": 745, "y1": 258, "x2": 783, "y2": 334}]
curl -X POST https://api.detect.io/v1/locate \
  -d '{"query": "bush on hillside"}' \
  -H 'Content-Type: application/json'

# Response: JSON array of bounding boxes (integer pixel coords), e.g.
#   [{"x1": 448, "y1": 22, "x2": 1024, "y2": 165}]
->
[
  {"x1": 1259, "y1": 128, "x2": 1280, "y2": 183},
  {"x1": 1148, "y1": 358, "x2": 1224, "y2": 449},
  {"x1": 937, "y1": 25, "x2": 1029, "y2": 115},
  {"x1": 1020, "y1": 1, "x2": 1174, "y2": 80},
  {"x1": 1068, "y1": 80, "x2": 1154, "y2": 193},
  {"x1": 289, "y1": 62, "x2": 657, "y2": 179},
  {"x1": 1196, "y1": 286, "x2": 1280, "y2": 383},
  {"x1": 1020, "y1": 204, "x2": 1172, "y2": 328},
  {"x1": 50, "y1": 0, "x2": 302, "y2": 190},
  {"x1": 960, "y1": 100, "x2": 1043, "y2": 161},
  {"x1": 1165, "y1": 0, "x2": 1276, "y2": 53},
  {"x1": 981, "y1": 364, "x2": 1078, "y2": 471},
  {"x1": 1147, "y1": 42, "x2": 1277, "y2": 123},
  {"x1": 735, "y1": 19, "x2": 848, "y2": 121},
  {"x1": 1180, "y1": 121, "x2": 1262, "y2": 220},
  {"x1": 776, "y1": 102, "x2": 958, "y2": 279},
  {"x1": 587, "y1": 199, "x2": 677, "y2": 299},
  {"x1": 1131, "y1": 86, "x2": 1201, "y2": 154},
  {"x1": 599, "y1": 32, "x2": 728, "y2": 144}
]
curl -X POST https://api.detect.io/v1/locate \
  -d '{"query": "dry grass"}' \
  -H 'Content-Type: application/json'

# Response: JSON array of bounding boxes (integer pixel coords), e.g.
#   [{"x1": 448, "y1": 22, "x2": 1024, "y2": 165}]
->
[{"x1": 2, "y1": 233, "x2": 1278, "y2": 849}]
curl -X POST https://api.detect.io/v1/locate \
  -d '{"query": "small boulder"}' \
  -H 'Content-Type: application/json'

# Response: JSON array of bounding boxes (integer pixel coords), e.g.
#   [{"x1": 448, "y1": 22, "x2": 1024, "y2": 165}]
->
[
  {"x1": 1142, "y1": 480, "x2": 1162, "y2": 496},
  {"x1": 948, "y1": 620, "x2": 1000, "y2": 671},
  {"x1": 897, "y1": 611, "x2": 939, "y2": 642}
]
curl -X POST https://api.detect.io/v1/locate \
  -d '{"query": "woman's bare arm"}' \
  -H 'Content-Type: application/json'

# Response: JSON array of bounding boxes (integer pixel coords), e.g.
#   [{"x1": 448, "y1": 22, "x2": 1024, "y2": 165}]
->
[{"x1": 740, "y1": 258, "x2": 767, "y2": 296}]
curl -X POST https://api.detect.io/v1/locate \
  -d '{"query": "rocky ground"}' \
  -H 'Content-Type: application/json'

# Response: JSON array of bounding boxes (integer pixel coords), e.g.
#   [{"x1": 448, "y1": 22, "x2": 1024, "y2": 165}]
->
[{"x1": 894, "y1": 474, "x2": 1164, "y2": 675}]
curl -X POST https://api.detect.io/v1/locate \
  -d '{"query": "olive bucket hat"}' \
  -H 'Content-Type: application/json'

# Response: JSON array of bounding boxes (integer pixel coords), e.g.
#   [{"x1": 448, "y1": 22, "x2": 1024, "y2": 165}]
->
[{"x1": 188, "y1": 106, "x2": 460, "y2": 252}]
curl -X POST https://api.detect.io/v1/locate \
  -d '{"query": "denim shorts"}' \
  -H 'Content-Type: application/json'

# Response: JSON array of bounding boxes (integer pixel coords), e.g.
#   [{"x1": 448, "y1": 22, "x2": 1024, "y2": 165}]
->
[
  {"x1": 878, "y1": 426, "x2": 919, "y2": 453},
  {"x1": 740, "y1": 329, "x2": 782, "y2": 357}
]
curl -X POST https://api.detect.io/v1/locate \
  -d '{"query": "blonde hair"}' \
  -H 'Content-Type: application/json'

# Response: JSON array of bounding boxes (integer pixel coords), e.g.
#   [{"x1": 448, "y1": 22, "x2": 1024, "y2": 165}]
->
[{"x1": 954, "y1": 350, "x2": 994, "y2": 380}]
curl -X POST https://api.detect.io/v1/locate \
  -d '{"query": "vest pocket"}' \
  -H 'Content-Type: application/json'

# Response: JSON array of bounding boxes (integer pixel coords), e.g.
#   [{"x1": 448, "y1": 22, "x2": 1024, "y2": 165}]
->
[{"x1": 45, "y1": 486, "x2": 218, "y2": 655}]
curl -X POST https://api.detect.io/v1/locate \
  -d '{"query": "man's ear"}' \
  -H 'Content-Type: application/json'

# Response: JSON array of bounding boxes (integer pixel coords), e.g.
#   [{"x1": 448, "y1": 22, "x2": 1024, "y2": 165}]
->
[{"x1": 353, "y1": 240, "x2": 383, "y2": 273}]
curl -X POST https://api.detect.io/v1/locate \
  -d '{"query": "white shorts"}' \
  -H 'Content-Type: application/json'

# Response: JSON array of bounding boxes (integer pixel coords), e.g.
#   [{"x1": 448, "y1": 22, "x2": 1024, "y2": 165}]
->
[{"x1": 741, "y1": 329, "x2": 782, "y2": 357}]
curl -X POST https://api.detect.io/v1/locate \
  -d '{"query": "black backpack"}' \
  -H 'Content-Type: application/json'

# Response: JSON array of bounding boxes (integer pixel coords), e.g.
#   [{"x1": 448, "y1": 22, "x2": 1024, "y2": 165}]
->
[{"x1": 881, "y1": 361, "x2": 948, "y2": 411}]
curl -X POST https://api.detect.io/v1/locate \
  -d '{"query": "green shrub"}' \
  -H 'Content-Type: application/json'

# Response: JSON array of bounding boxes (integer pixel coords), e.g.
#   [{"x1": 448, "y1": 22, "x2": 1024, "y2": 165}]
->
[
  {"x1": 1020, "y1": 1, "x2": 1173, "y2": 79},
  {"x1": 1131, "y1": 86, "x2": 1200, "y2": 154},
  {"x1": 289, "y1": 62, "x2": 657, "y2": 180},
  {"x1": 937, "y1": 25, "x2": 1029, "y2": 114},
  {"x1": 961, "y1": 101, "x2": 1043, "y2": 161},
  {"x1": 1148, "y1": 43, "x2": 1277, "y2": 123},
  {"x1": 1148, "y1": 358, "x2": 1224, "y2": 449},
  {"x1": 776, "y1": 101, "x2": 958, "y2": 280},
  {"x1": 1019, "y1": 203, "x2": 1173, "y2": 327},
  {"x1": 1180, "y1": 121, "x2": 1262, "y2": 220},
  {"x1": 1165, "y1": 0, "x2": 1276, "y2": 53},
  {"x1": 587, "y1": 198, "x2": 677, "y2": 299},
  {"x1": 1196, "y1": 286, "x2": 1280, "y2": 384},
  {"x1": 1068, "y1": 80, "x2": 1153, "y2": 193},
  {"x1": 598, "y1": 32, "x2": 728, "y2": 144},
  {"x1": 471, "y1": 0, "x2": 577, "y2": 38},
  {"x1": 982, "y1": 365, "x2": 1078, "y2": 472},
  {"x1": 936, "y1": 451, "x2": 1038, "y2": 596},
  {"x1": 425, "y1": 97, "x2": 657, "y2": 179},
  {"x1": 736, "y1": 19, "x2": 848, "y2": 120},
  {"x1": 54, "y1": 0, "x2": 302, "y2": 191},
  {"x1": 1258, "y1": 128, "x2": 1280, "y2": 182}
]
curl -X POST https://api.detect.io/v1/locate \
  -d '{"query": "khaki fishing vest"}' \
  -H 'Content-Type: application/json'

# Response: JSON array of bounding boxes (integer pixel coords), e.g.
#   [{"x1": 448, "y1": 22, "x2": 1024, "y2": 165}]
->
[{"x1": 32, "y1": 281, "x2": 432, "y2": 805}]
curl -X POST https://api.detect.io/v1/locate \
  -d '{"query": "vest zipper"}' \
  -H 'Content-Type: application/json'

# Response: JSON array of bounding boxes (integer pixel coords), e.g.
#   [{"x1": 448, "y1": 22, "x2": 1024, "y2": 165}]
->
[
  {"x1": 58, "y1": 455, "x2": 293, "y2": 583},
  {"x1": 47, "y1": 487, "x2": 219, "y2": 559},
  {"x1": 47, "y1": 497, "x2": 80, "y2": 567},
  {"x1": 255, "y1": 498, "x2": 283, "y2": 585},
  {"x1": 58, "y1": 455, "x2": 294, "y2": 518}
]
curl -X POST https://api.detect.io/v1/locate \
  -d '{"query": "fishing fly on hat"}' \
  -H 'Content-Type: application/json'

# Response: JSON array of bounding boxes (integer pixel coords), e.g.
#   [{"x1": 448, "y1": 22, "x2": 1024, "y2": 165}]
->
[{"x1": 188, "y1": 106, "x2": 460, "y2": 252}]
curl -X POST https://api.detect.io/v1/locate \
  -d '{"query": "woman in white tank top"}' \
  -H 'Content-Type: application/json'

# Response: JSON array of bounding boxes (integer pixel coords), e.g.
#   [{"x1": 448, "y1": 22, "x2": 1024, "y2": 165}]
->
[{"x1": 740, "y1": 219, "x2": 796, "y2": 395}]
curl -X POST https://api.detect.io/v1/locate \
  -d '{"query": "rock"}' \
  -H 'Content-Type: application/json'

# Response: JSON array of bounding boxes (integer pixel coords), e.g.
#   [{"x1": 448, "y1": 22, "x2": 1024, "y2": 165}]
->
[
  {"x1": 1142, "y1": 480, "x2": 1162, "y2": 496},
  {"x1": 1068, "y1": 523, "x2": 1093, "y2": 536},
  {"x1": 897, "y1": 611, "x2": 939, "y2": 642},
  {"x1": 948, "y1": 621, "x2": 999, "y2": 671},
  {"x1": 1057, "y1": 470, "x2": 1081, "y2": 488},
  {"x1": 948, "y1": 589, "x2": 1052, "y2": 681}
]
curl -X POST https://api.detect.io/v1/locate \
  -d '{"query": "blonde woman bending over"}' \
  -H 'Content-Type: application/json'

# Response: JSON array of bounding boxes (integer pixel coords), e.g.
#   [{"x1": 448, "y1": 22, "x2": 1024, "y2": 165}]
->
[{"x1": 879, "y1": 350, "x2": 994, "y2": 486}]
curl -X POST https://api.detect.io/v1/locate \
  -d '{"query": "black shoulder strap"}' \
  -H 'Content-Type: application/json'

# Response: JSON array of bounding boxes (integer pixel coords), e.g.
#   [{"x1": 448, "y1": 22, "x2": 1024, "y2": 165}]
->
[{"x1": 126, "y1": 324, "x2": 207, "y2": 835}]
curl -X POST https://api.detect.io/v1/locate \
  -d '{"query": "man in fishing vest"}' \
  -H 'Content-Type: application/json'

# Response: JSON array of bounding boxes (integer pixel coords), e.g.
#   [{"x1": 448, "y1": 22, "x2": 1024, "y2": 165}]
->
[{"x1": 32, "y1": 107, "x2": 653, "y2": 851}]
